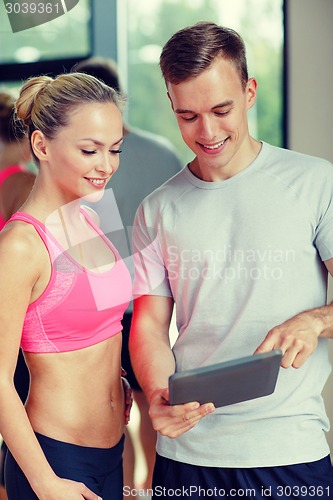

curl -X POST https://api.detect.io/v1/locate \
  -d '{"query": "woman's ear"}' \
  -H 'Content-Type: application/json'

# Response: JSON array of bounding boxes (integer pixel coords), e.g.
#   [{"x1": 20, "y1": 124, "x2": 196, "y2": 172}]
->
[{"x1": 31, "y1": 130, "x2": 48, "y2": 162}]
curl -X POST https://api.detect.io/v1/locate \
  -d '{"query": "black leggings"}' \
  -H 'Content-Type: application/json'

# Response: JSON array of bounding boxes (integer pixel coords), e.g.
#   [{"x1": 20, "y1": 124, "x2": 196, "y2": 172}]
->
[{"x1": 5, "y1": 432, "x2": 124, "y2": 499}]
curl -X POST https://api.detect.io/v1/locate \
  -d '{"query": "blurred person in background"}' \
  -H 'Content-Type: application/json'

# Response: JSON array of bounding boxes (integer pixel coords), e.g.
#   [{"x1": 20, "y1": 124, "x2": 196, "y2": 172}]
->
[
  {"x1": 0, "y1": 90, "x2": 35, "y2": 228},
  {"x1": 0, "y1": 90, "x2": 36, "y2": 500},
  {"x1": 74, "y1": 57, "x2": 182, "y2": 496}
]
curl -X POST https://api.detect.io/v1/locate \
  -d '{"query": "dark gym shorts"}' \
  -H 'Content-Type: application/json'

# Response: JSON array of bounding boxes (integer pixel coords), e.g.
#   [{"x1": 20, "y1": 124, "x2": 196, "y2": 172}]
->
[
  {"x1": 152, "y1": 453, "x2": 333, "y2": 499},
  {"x1": 5, "y1": 432, "x2": 124, "y2": 499}
]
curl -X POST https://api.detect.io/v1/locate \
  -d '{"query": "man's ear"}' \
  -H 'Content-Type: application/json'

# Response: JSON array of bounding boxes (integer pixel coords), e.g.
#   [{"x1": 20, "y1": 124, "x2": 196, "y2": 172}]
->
[
  {"x1": 31, "y1": 130, "x2": 48, "y2": 162},
  {"x1": 246, "y1": 77, "x2": 257, "y2": 110}
]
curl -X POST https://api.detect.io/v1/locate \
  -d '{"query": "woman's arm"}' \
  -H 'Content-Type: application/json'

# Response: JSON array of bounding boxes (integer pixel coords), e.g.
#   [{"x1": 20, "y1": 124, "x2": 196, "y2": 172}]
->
[{"x1": 0, "y1": 225, "x2": 101, "y2": 499}]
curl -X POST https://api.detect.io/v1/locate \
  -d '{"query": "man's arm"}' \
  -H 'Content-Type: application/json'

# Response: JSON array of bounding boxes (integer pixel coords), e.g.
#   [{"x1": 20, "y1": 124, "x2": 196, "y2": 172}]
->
[
  {"x1": 255, "y1": 258, "x2": 333, "y2": 368},
  {"x1": 130, "y1": 294, "x2": 175, "y2": 400},
  {"x1": 129, "y1": 295, "x2": 215, "y2": 438}
]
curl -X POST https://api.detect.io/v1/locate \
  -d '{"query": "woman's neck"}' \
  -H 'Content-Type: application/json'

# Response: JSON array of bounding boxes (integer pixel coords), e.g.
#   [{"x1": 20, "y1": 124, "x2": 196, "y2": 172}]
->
[{"x1": 21, "y1": 180, "x2": 82, "y2": 225}]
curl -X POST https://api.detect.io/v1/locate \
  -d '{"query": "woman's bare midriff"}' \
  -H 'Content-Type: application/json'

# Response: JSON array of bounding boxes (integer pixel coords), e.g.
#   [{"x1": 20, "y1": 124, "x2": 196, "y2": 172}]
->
[{"x1": 24, "y1": 333, "x2": 125, "y2": 448}]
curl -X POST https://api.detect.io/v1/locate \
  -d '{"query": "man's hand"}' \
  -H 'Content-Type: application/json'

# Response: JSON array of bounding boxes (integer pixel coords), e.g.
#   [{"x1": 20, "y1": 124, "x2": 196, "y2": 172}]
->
[
  {"x1": 121, "y1": 368, "x2": 133, "y2": 425},
  {"x1": 148, "y1": 388, "x2": 215, "y2": 438},
  {"x1": 254, "y1": 311, "x2": 322, "y2": 368}
]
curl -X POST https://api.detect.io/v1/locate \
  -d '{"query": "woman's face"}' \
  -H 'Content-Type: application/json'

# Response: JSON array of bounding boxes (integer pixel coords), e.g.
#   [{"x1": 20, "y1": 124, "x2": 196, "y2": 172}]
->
[{"x1": 34, "y1": 101, "x2": 123, "y2": 203}]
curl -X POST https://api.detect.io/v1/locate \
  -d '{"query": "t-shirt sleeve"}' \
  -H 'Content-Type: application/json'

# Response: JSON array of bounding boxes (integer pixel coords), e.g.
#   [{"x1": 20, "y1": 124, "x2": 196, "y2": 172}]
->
[
  {"x1": 132, "y1": 203, "x2": 173, "y2": 298},
  {"x1": 314, "y1": 162, "x2": 333, "y2": 261}
]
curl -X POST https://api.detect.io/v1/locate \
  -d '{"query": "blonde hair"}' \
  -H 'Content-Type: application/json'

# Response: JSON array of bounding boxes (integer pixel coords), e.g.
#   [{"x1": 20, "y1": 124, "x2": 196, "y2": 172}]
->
[{"x1": 15, "y1": 72, "x2": 125, "y2": 163}]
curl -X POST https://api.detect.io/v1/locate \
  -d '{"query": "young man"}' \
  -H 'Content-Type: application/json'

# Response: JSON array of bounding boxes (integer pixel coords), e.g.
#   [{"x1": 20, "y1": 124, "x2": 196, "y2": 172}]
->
[{"x1": 130, "y1": 22, "x2": 333, "y2": 498}]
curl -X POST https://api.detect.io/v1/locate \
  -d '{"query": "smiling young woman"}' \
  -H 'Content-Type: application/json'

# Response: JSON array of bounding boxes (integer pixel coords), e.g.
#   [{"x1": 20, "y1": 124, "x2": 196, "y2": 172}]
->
[{"x1": 0, "y1": 73, "x2": 133, "y2": 500}]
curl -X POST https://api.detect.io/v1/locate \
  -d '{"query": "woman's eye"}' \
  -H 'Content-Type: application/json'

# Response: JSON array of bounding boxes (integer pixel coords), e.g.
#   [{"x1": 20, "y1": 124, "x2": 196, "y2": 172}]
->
[
  {"x1": 82, "y1": 150, "x2": 96, "y2": 155},
  {"x1": 110, "y1": 149, "x2": 122, "y2": 155}
]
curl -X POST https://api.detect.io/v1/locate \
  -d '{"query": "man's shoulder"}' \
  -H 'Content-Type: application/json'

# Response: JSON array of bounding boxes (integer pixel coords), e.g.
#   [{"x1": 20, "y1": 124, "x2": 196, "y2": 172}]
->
[
  {"x1": 138, "y1": 168, "x2": 190, "y2": 213},
  {"x1": 262, "y1": 143, "x2": 333, "y2": 185},
  {"x1": 265, "y1": 142, "x2": 332, "y2": 170}
]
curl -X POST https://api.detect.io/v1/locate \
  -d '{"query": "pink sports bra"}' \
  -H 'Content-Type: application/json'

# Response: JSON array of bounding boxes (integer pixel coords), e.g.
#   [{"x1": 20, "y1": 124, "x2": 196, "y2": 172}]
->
[
  {"x1": 6, "y1": 210, "x2": 132, "y2": 353},
  {"x1": 0, "y1": 165, "x2": 28, "y2": 230}
]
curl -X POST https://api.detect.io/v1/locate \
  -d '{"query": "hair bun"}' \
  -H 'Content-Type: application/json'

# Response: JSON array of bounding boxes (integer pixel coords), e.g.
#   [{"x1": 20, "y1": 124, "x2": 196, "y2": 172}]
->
[{"x1": 15, "y1": 75, "x2": 53, "y2": 127}]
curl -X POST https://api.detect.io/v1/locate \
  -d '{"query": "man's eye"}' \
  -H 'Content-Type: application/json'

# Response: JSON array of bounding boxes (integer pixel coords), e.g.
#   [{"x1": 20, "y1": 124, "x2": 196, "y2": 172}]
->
[
  {"x1": 215, "y1": 110, "x2": 231, "y2": 116},
  {"x1": 182, "y1": 116, "x2": 197, "y2": 122}
]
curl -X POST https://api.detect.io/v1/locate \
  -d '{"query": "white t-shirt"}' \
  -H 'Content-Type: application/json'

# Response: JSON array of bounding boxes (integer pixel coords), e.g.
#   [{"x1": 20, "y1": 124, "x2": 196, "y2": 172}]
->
[{"x1": 133, "y1": 142, "x2": 333, "y2": 467}]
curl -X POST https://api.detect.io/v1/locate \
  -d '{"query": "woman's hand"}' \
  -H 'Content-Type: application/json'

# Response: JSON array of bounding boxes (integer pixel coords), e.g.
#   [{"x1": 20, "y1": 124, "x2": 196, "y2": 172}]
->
[
  {"x1": 35, "y1": 477, "x2": 103, "y2": 499},
  {"x1": 148, "y1": 388, "x2": 215, "y2": 438}
]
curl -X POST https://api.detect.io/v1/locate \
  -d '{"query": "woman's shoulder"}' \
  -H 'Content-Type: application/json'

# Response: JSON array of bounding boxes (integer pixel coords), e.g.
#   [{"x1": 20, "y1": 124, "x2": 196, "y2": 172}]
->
[{"x1": 0, "y1": 219, "x2": 44, "y2": 269}]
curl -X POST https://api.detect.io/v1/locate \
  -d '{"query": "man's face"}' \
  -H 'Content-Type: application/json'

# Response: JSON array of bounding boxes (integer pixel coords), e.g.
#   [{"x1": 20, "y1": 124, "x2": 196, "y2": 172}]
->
[{"x1": 167, "y1": 57, "x2": 257, "y2": 181}]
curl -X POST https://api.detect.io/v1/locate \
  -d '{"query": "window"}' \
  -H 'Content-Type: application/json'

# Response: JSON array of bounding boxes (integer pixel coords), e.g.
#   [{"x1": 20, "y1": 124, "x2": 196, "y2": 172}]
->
[
  {"x1": 0, "y1": 0, "x2": 285, "y2": 164},
  {"x1": 121, "y1": 0, "x2": 285, "y2": 164},
  {"x1": 0, "y1": 0, "x2": 91, "y2": 64},
  {"x1": 0, "y1": 0, "x2": 92, "y2": 85}
]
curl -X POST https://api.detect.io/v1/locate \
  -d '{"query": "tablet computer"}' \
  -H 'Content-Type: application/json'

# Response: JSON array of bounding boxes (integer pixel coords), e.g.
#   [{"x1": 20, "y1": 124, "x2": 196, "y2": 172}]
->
[{"x1": 168, "y1": 350, "x2": 282, "y2": 408}]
